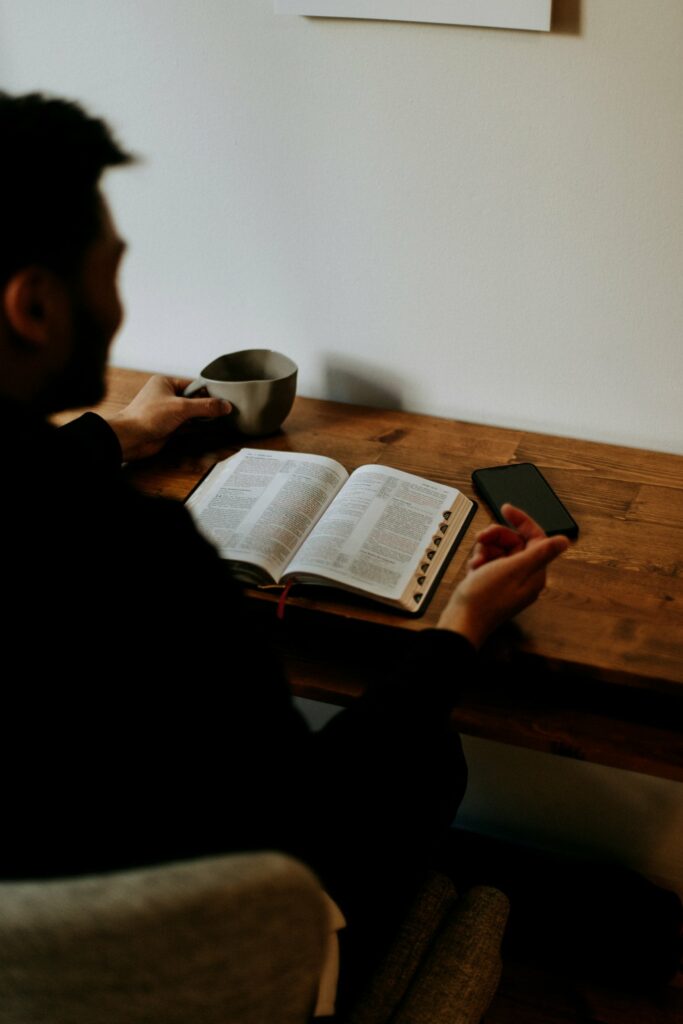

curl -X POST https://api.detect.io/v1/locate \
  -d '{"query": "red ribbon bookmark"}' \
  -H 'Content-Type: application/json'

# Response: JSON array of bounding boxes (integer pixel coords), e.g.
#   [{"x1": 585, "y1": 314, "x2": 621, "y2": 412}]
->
[{"x1": 277, "y1": 579, "x2": 296, "y2": 620}]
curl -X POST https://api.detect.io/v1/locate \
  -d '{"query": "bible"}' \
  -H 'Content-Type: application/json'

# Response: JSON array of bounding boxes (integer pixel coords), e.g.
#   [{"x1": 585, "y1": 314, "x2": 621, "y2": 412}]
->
[{"x1": 186, "y1": 448, "x2": 476, "y2": 613}]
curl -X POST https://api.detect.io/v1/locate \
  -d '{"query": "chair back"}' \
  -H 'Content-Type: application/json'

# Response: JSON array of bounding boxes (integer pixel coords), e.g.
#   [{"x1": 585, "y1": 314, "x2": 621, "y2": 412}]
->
[{"x1": 0, "y1": 852, "x2": 327, "y2": 1024}]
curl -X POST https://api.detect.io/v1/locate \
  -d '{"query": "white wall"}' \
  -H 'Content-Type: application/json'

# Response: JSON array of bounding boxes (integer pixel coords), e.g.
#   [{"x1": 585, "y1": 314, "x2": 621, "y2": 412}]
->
[
  {"x1": 458, "y1": 737, "x2": 683, "y2": 895},
  {"x1": 2, "y1": 0, "x2": 681, "y2": 891},
  {"x1": 2, "y1": 0, "x2": 681, "y2": 452}
]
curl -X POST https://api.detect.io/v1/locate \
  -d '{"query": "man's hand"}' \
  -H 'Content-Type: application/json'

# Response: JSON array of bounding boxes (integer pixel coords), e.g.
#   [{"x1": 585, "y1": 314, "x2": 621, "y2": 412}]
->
[
  {"x1": 103, "y1": 375, "x2": 232, "y2": 461},
  {"x1": 437, "y1": 503, "x2": 569, "y2": 649}
]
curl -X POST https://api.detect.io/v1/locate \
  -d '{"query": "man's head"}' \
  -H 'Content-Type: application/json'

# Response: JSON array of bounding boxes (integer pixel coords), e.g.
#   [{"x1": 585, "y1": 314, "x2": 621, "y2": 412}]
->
[{"x1": 0, "y1": 92, "x2": 133, "y2": 411}]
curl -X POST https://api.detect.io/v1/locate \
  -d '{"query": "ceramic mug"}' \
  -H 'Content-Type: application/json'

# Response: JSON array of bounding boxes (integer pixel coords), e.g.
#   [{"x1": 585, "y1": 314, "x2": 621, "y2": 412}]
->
[{"x1": 184, "y1": 349, "x2": 298, "y2": 436}]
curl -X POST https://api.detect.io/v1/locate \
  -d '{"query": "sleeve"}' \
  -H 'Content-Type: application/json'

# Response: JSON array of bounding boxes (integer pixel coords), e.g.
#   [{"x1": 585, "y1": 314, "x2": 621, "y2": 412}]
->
[
  {"x1": 54, "y1": 412, "x2": 123, "y2": 479},
  {"x1": 341, "y1": 628, "x2": 477, "y2": 719},
  {"x1": 310, "y1": 626, "x2": 475, "y2": 773},
  {"x1": 295, "y1": 626, "x2": 475, "y2": 919}
]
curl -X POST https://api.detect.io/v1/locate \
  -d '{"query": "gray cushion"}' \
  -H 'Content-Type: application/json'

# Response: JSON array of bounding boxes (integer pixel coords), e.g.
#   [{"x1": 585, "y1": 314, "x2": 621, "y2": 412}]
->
[{"x1": 0, "y1": 852, "x2": 327, "y2": 1024}]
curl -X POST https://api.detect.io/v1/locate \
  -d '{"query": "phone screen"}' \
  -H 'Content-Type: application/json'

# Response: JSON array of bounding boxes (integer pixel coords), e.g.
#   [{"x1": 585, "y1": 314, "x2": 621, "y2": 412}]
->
[{"x1": 472, "y1": 463, "x2": 578, "y2": 538}]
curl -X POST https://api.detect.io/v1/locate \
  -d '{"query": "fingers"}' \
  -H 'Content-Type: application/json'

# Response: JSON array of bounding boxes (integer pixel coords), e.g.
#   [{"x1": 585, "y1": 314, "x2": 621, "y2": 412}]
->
[
  {"x1": 475, "y1": 523, "x2": 518, "y2": 544},
  {"x1": 180, "y1": 396, "x2": 232, "y2": 420},
  {"x1": 467, "y1": 548, "x2": 488, "y2": 571},
  {"x1": 467, "y1": 523, "x2": 525, "y2": 571},
  {"x1": 501, "y1": 503, "x2": 547, "y2": 541},
  {"x1": 468, "y1": 540, "x2": 510, "y2": 570},
  {"x1": 475, "y1": 523, "x2": 525, "y2": 549},
  {"x1": 513, "y1": 534, "x2": 569, "y2": 576},
  {"x1": 468, "y1": 533, "x2": 566, "y2": 581}
]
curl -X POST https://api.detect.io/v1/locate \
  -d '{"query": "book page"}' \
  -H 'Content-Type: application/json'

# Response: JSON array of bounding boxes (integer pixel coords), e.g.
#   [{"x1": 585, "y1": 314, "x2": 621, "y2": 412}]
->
[
  {"x1": 186, "y1": 449, "x2": 348, "y2": 580},
  {"x1": 287, "y1": 464, "x2": 459, "y2": 599}
]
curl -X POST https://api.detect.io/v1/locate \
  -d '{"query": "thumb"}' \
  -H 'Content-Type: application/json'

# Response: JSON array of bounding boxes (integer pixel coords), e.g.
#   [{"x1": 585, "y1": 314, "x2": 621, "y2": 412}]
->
[
  {"x1": 516, "y1": 535, "x2": 569, "y2": 575},
  {"x1": 179, "y1": 396, "x2": 232, "y2": 420}
]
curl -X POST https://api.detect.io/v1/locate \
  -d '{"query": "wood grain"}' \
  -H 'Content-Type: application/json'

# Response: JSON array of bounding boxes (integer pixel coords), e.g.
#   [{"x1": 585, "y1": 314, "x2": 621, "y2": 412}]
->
[{"x1": 60, "y1": 368, "x2": 683, "y2": 780}]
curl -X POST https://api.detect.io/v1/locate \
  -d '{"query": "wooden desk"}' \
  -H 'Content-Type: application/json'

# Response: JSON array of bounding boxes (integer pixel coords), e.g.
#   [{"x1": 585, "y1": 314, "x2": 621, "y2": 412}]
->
[{"x1": 81, "y1": 367, "x2": 683, "y2": 782}]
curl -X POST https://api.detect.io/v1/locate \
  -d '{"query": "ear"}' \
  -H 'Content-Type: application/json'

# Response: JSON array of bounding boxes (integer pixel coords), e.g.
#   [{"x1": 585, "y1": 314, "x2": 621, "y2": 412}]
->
[{"x1": 2, "y1": 266, "x2": 72, "y2": 349}]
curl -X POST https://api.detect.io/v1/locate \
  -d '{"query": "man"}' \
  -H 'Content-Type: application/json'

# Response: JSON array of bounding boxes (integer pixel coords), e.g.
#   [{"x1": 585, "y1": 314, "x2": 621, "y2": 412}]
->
[{"x1": 0, "y1": 92, "x2": 567, "y2": 1008}]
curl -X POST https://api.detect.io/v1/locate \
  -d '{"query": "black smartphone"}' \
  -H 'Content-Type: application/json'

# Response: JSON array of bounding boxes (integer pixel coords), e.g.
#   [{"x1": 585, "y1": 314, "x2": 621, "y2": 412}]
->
[{"x1": 471, "y1": 463, "x2": 579, "y2": 539}]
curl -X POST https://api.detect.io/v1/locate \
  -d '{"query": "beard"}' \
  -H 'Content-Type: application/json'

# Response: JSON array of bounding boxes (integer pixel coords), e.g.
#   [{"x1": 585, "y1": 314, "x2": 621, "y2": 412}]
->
[{"x1": 42, "y1": 297, "x2": 112, "y2": 413}]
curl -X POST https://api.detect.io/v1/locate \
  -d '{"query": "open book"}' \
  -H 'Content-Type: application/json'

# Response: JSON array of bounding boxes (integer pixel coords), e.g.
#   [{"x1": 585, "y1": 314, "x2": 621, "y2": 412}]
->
[{"x1": 186, "y1": 449, "x2": 476, "y2": 614}]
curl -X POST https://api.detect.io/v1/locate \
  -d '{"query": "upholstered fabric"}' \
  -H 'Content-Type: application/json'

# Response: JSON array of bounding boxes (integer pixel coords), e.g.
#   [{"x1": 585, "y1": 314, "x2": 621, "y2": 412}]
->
[
  {"x1": 345, "y1": 877, "x2": 509, "y2": 1024},
  {"x1": 391, "y1": 885, "x2": 509, "y2": 1024},
  {"x1": 0, "y1": 857, "x2": 508, "y2": 1024},
  {"x1": 0, "y1": 852, "x2": 327, "y2": 1024}
]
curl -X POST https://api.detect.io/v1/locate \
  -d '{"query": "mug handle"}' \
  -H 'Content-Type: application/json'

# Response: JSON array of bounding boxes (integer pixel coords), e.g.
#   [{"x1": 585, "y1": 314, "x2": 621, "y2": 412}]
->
[{"x1": 183, "y1": 378, "x2": 205, "y2": 397}]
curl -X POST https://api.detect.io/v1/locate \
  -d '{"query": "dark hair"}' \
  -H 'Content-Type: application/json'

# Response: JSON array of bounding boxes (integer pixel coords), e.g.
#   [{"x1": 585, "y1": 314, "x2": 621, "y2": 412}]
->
[{"x1": 0, "y1": 92, "x2": 133, "y2": 285}]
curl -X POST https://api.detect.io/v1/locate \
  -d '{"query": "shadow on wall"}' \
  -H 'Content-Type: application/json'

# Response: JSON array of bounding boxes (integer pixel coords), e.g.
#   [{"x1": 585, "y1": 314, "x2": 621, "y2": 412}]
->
[
  {"x1": 324, "y1": 355, "x2": 406, "y2": 410},
  {"x1": 295, "y1": 696, "x2": 683, "y2": 907},
  {"x1": 552, "y1": 0, "x2": 581, "y2": 35}
]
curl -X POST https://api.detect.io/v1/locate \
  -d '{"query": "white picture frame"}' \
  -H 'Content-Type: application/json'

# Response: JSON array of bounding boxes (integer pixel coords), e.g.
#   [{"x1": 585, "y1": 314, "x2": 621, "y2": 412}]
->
[{"x1": 274, "y1": 1, "x2": 552, "y2": 32}]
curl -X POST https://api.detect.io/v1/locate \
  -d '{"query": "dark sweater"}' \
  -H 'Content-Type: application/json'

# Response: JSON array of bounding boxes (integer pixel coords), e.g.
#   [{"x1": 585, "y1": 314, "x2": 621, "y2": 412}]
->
[{"x1": 1, "y1": 405, "x2": 473, "y2": 919}]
